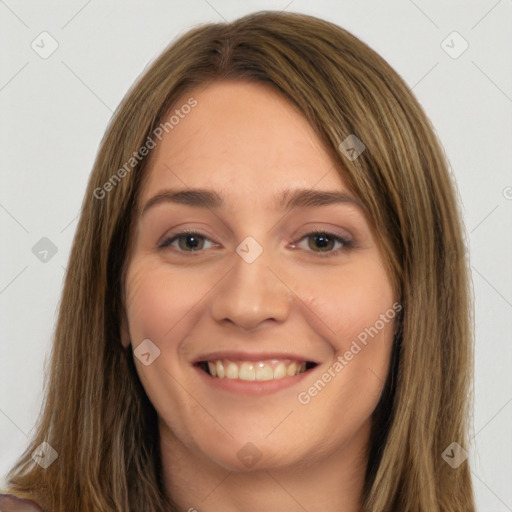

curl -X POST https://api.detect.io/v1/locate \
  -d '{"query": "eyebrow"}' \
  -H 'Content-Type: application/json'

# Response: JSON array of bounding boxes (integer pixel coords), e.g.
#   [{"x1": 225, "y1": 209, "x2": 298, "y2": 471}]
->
[{"x1": 140, "y1": 187, "x2": 364, "y2": 216}]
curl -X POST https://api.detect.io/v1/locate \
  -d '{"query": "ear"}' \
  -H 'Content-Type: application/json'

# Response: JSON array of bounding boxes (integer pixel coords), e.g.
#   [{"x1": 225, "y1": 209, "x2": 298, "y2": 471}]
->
[{"x1": 120, "y1": 308, "x2": 131, "y2": 349}]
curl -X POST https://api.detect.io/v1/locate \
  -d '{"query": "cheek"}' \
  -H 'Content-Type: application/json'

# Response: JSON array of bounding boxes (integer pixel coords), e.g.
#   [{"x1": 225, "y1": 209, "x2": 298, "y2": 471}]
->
[
  {"x1": 297, "y1": 257, "x2": 396, "y2": 401},
  {"x1": 124, "y1": 260, "x2": 208, "y2": 342},
  {"x1": 123, "y1": 261, "x2": 213, "y2": 441},
  {"x1": 301, "y1": 257, "x2": 395, "y2": 347}
]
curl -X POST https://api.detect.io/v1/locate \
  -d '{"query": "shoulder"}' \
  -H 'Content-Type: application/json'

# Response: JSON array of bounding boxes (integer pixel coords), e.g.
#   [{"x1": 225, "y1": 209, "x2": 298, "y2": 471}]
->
[{"x1": 0, "y1": 493, "x2": 43, "y2": 511}]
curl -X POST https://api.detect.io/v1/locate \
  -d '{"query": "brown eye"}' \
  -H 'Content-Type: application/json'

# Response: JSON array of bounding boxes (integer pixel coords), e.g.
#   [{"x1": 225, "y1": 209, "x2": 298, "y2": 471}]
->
[
  {"x1": 178, "y1": 233, "x2": 205, "y2": 251},
  {"x1": 159, "y1": 232, "x2": 214, "y2": 252},
  {"x1": 307, "y1": 232, "x2": 336, "y2": 252},
  {"x1": 294, "y1": 231, "x2": 353, "y2": 256}
]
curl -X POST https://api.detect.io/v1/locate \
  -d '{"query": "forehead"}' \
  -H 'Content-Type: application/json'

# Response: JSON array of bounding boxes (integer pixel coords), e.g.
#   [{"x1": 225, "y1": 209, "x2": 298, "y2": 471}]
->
[{"x1": 141, "y1": 79, "x2": 346, "y2": 203}]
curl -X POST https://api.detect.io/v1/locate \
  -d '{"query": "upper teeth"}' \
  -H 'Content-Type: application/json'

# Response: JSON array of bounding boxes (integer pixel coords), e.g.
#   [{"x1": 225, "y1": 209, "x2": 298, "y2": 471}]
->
[{"x1": 206, "y1": 360, "x2": 307, "y2": 381}]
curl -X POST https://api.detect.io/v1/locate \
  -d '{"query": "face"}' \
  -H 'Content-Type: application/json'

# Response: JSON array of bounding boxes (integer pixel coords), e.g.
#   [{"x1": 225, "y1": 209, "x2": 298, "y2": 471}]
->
[{"x1": 121, "y1": 79, "x2": 397, "y2": 473}]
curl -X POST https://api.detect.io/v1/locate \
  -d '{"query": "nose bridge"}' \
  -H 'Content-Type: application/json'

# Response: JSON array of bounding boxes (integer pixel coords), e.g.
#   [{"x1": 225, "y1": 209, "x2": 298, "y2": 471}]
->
[{"x1": 209, "y1": 237, "x2": 292, "y2": 330}]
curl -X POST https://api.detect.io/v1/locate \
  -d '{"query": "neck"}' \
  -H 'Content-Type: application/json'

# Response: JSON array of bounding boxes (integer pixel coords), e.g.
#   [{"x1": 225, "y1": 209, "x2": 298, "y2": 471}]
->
[{"x1": 160, "y1": 421, "x2": 370, "y2": 512}]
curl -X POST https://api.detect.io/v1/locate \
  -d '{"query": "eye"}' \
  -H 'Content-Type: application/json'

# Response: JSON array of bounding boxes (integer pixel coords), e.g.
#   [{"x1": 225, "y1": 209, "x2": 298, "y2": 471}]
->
[
  {"x1": 158, "y1": 231, "x2": 215, "y2": 252},
  {"x1": 159, "y1": 229, "x2": 353, "y2": 257},
  {"x1": 292, "y1": 230, "x2": 353, "y2": 257}
]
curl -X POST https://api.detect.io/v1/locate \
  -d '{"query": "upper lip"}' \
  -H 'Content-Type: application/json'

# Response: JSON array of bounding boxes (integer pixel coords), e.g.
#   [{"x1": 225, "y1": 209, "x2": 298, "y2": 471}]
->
[{"x1": 193, "y1": 351, "x2": 319, "y2": 364}]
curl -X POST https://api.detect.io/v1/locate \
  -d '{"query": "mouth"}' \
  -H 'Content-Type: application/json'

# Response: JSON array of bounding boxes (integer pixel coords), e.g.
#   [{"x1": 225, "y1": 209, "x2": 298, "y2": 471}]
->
[{"x1": 194, "y1": 358, "x2": 318, "y2": 382}]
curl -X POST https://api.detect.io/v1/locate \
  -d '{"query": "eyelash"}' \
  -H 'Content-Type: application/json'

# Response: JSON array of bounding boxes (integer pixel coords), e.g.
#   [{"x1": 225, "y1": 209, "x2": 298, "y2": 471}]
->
[{"x1": 158, "y1": 229, "x2": 353, "y2": 258}]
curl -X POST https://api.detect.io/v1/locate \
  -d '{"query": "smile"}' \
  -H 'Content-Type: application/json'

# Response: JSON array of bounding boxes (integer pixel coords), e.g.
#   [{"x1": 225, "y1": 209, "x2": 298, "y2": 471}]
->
[{"x1": 196, "y1": 359, "x2": 317, "y2": 381}]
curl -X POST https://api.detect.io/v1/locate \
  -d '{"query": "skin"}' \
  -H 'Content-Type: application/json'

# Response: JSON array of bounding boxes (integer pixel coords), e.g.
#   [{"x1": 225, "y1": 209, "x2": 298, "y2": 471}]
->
[{"x1": 120, "y1": 79, "x2": 397, "y2": 512}]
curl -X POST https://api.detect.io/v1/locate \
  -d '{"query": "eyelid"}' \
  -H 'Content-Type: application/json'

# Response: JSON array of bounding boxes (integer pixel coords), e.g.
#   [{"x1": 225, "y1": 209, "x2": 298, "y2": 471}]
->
[{"x1": 293, "y1": 226, "x2": 353, "y2": 243}]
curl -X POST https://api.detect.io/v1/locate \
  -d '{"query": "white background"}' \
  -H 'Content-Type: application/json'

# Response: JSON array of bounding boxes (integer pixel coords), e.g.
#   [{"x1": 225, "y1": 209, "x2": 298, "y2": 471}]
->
[{"x1": 1, "y1": 1, "x2": 511, "y2": 509}]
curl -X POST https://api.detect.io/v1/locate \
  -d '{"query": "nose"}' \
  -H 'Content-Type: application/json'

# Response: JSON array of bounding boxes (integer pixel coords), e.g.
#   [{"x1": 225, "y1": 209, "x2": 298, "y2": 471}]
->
[{"x1": 209, "y1": 244, "x2": 292, "y2": 331}]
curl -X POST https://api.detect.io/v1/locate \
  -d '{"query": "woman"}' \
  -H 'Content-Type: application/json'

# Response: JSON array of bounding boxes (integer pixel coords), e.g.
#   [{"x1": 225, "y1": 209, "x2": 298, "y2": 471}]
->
[{"x1": 1, "y1": 10, "x2": 475, "y2": 512}]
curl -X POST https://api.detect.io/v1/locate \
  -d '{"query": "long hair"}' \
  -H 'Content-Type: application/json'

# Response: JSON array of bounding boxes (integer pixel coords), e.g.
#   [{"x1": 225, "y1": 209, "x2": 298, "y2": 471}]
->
[{"x1": 2, "y1": 11, "x2": 474, "y2": 511}]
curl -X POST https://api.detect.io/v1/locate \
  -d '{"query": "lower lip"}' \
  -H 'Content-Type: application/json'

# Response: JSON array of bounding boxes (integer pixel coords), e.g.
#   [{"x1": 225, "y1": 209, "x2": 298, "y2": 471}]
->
[{"x1": 193, "y1": 364, "x2": 314, "y2": 395}]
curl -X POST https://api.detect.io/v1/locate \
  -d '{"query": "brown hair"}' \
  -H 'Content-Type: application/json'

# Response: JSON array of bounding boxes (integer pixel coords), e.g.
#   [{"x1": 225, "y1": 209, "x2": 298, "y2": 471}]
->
[{"x1": 2, "y1": 10, "x2": 474, "y2": 511}]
